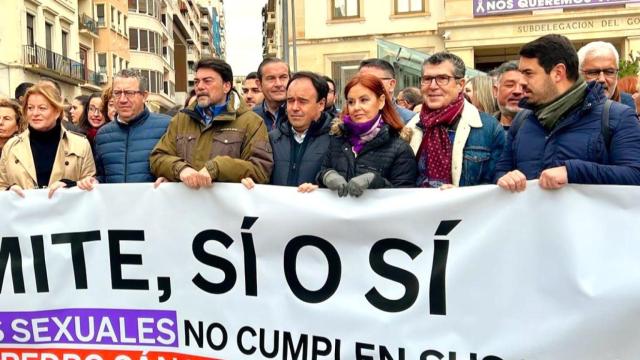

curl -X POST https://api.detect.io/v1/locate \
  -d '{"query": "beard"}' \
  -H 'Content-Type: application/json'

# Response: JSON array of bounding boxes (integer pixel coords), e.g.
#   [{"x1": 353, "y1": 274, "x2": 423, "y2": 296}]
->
[{"x1": 196, "y1": 95, "x2": 211, "y2": 108}]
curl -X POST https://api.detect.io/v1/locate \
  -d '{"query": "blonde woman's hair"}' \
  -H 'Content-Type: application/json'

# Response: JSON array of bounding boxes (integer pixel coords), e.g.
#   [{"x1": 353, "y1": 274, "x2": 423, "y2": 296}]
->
[
  {"x1": 22, "y1": 83, "x2": 65, "y2": 121},
  {"x1": 469, "y1": 75, "x2": 498, "y2": 114},
  {"x1": 0, "y1": 98, "x2": 27, "y2": 133}
]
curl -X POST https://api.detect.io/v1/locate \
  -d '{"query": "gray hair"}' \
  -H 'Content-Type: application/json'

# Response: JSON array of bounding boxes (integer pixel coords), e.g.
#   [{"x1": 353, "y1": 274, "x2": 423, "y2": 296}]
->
[
  {"x1": 114, "y1": 69, "x2": 148, "y2": 92},
  {"x1": 423, "y1": 52, "x2": 466, "y2": 79},
  {"x1": 577, "y1": 42, "x2": 620, "y2": 69},
  {"x1": 493, "y1": 60, "x2": 520, "y2": 82}
]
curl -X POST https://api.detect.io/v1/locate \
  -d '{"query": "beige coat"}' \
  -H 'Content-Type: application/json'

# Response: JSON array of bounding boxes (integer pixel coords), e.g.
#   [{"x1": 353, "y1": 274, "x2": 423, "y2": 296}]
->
[{"x1": 0, "y1": 127, "x2": 96, "y2": 190}]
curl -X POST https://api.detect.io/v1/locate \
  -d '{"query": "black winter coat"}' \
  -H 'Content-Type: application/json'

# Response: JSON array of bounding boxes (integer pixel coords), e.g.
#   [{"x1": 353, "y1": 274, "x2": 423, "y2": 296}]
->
[
  {"x1": 269, "y1": 112, "x2": 332, "y2": 186},
  {"x1": 317, "y1": 121, "x2": 417, "y2": 188}
]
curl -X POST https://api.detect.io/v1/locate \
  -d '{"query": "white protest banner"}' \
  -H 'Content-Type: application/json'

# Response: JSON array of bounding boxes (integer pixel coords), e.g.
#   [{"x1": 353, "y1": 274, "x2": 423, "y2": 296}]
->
[{"x1": 0, "y1": 182, "x2": 639, "y2": 360}]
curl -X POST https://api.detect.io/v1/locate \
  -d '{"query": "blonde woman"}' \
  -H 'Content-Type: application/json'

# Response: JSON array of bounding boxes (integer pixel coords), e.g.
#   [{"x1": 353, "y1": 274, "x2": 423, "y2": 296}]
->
[
  {"x1": 0, "y1": 98, "x2": 26, "y2": 155},
  {"x1": 0, "y1": 83, "x2": 96, "y2": 198},
  {"x1": 468, "y1": 75, "x2": 498, "y2": 114}
]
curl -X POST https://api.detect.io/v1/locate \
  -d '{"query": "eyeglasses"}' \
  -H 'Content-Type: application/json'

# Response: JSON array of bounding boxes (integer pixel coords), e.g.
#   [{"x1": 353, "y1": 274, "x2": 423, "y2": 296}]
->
[
  {"x1": 113, "y1": 90, "x2": 142, "y2": 99},
  {"x1": 421, "y1": 75, "x2": 461, "y2": 87},
  {"x1": 582, "y1": 68, "x2": 618, "y2": 79},
  {"x1": 88, "y1": 106, "x2": 101, "y2": 114}
]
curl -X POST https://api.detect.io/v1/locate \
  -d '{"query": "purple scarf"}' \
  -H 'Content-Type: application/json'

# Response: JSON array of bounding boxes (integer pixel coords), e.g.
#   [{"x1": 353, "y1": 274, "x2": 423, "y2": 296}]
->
[{"x1": 343, "y1": 114, "x2": 383, "y2": 154}]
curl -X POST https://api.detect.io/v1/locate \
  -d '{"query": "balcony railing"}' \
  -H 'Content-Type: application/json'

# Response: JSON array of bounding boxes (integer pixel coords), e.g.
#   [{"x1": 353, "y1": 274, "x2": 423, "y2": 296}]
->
[
  {"x1": 86, "y1": 70, "x2": 102, "y2": 87},
  {"x1": 23, "y1": 44, "x2": 85, "y2": 82},
  {"x1": 79, "y1": 14, "x2": 99, "y2": 35}
]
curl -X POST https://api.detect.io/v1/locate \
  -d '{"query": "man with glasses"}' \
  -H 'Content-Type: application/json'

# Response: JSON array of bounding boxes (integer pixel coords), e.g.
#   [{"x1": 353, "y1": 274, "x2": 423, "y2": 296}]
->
[
  {"x1": 78, "y1": 69, "x2": 170, "y2": 189},
  {"x1": 253, "y1": 57, "x2": 290, "y2": 130},
  {"x1": 496, "y1": 34, "x2": 640, "y2": 191},
  {"x1": 150, "y1": 58, "x2": 273, "y2": 188},
  {"x1": 407, "y1": 52, "x2": 504, "y2": 188},
  {"x1": 577, "y1": 41, "x2": 636, "y2": 110},
  {"x1": 358, "y1": 58, "x2": 415, "y2": 123}
]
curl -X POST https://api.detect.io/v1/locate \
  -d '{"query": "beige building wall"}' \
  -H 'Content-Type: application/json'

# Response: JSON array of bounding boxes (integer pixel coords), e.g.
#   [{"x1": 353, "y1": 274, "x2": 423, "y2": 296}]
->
[
  {"x1": 94, "y1": 0, "x2": 130, "y2": 83},
  {"x1": 0, "y1": 0, "x2": 93, "y2": 100},
  {"x1": 289, "y1": 0, "x2": 444, "y2": 98},
  {"x1": 440, "y1": 1, "x2": 640, "y2": 70}
]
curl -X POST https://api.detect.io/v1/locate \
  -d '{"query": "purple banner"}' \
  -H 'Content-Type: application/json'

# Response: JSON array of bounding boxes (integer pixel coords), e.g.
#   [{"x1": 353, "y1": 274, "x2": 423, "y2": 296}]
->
[
  {"x1": 473, "y1": 0, "x2": 640, "y2": 17},
  {"x1": 0, "y1": 308, "x2": 178, "y2": 347}
]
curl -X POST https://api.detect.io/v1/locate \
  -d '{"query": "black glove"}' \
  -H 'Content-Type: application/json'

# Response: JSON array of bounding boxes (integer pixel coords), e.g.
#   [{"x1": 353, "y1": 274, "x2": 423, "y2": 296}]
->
[
  {"x1": 323, "y1": 170, "x2": 348, "y2": 197},
  {"x1": 347, "y1": 172, "x2": 376, "y2": 197}
]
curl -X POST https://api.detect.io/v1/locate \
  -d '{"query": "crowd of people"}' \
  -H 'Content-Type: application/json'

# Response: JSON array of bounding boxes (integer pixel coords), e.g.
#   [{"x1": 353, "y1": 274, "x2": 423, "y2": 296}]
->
[{"x1": 1, "y1": 33, "x2": 639, "y2": 199}]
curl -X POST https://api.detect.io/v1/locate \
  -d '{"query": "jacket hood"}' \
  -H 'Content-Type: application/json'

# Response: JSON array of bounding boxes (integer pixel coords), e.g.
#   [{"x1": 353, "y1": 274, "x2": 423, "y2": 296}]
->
[
  {"x1": 181, "y1": 89, "x2": 249, "y2": 123},
  {"x1": 329, "y1": 116, "x2": 413, "y2": 143}
]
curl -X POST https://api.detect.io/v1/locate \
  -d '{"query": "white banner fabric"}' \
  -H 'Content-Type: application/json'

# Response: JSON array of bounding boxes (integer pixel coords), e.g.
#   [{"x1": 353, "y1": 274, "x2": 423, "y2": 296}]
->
[{"x1": 0, "y1": 182, "x2": 639, "y2": 360}]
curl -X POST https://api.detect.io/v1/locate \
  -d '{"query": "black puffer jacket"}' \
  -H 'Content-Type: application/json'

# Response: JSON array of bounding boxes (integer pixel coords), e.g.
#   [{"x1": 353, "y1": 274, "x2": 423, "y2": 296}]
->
[
  {"x1": 317, "y1": 120, "x2": 417, "y2": 188},
  {"x1": 269, "y1": 111, "x2": 332, "y2": 186}
]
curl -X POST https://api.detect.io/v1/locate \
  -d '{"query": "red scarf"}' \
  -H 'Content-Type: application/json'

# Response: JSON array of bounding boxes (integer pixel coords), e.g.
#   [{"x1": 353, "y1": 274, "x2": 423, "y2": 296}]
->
[{"x1": 417, "y1": 93, "x2": 465, "y2": 187}]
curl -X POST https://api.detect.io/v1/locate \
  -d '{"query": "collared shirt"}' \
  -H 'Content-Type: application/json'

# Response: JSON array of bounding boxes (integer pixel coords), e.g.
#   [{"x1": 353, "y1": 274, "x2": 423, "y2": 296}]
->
[
  {"x1": 262, "y1": 101, "x2": 287, "y2": 130},
  {"x1": 196, "y1": 102, "x2": 228, "y2": 126},
  {"x1": 293, "y1": 128, "x2": 308, "y2": 144}
]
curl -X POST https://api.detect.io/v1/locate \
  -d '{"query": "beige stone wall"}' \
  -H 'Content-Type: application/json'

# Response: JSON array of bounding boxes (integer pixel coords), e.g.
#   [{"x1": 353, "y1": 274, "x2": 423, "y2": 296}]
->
[{"x1": 440, "y1": 0, "x2": 640, "y2": 67}]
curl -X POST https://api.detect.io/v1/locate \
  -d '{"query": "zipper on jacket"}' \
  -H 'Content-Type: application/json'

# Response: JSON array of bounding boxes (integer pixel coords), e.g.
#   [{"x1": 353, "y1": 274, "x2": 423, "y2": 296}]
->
[{"x1": 124, "y1": 128, "x2": 130, "y2": 181}]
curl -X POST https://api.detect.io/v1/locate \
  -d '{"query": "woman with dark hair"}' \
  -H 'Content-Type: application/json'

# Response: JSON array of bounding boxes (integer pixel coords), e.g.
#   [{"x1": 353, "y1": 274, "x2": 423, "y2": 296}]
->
[
  {"x1": 78, "y1": 92, "x2": 108, "y2": 145},
  {"x1": 0, "y1": 98, "x2": 26, "y2": 155},
  {"x1": 0, "y1": 83, "x2": 95, "y2": 198},
  {"x1": 69, "y1": 95, "x2": 89, "y2": 124},
  {"x1": 299, "y1": 73, "x2": 417, "y2": 196}
]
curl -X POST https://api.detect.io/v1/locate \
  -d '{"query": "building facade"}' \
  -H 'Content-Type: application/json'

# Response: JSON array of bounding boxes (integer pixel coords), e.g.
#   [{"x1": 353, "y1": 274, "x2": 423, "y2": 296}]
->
[
  {"x1": 0, "y1": 0, "x2": 103, "y2": 100},
  {"x1": 440, "y1": 0, "x2": 640, "y2": 72},
  {"x1": 271, "y1": 0, "x2": 446, "y2": 102},
  {"x1": 95, "y1": 0, "x2": 130, "y2": 90}
]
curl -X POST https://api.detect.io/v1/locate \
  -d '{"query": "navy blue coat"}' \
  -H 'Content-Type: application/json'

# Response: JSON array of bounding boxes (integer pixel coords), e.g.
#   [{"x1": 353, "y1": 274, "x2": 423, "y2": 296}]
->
[
  {"x1": 94, "y1": 107, "x2": 170, "y2": 183},
  {"x1": 494, "y1": 83, "x2": 640, "y2": 185},
  {"x1": 269, "y1": 111, "x2": 332, "y2": 186},
  {"x1": 620, "y1": 92, "x2": 636, "y2": 110},
  {"x1": 317, "y1": 122, "x2": 417, "y2": 188},
  {"x1": 253, "y1": 102, "x2": 287, "y2": 131}
]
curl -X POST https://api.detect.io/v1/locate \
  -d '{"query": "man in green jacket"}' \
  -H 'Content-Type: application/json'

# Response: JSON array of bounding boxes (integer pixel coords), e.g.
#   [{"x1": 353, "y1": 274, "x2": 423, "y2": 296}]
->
[{"x1": 150, "y1": 58, "x2": 273, "y2": 188}]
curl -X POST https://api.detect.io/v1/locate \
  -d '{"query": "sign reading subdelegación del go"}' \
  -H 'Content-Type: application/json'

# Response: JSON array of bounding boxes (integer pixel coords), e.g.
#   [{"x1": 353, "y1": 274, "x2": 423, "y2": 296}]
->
[{"x1": 474, "y1": 0, "x2": 640, "y2": 17}]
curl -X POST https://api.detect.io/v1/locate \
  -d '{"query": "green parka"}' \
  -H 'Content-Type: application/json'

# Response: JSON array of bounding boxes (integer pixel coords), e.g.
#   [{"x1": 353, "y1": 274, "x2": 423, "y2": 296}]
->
[{"x1": 150, "y1": 91, "x2": 273, "y2": 183}]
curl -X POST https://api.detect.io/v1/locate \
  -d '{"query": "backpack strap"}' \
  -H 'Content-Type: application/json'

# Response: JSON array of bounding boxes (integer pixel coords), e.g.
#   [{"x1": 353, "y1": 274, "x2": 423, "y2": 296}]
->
[{"x1": 601, "y1": 99, "x2": 613, "y2": 150}]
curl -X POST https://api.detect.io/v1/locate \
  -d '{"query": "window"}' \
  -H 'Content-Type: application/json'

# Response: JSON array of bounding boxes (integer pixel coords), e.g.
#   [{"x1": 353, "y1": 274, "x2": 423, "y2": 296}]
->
[
  {"x1": 113, "y1": 54, "x2": 117, "y2": 74},
  {"x1": 61, "y1": 31, "x2": 68, "y2": 57},
  {"x1": 129, "y1": 29, "x2": 138, "y2": 49},
  {"x1": 117, "y1": 11, "x2": 122, "y2": 32},
  {"x1": 45, "y1": 23, "x2": 53, "y2": 50},
  {"x1": 149, "y1": 31, "x2": 156, "y2": 54},
  {"x1": 149, "y1": 0, "x2": 155, "y2": 16},
  {"x1": 139, "y1": 0, "x2": 147, "y2": 14},
  {"x1": 26, "y1": 13, "x2": 35, "y2": 46},
  {"x1": 332, "y1": 0, "x2": 359, "y2": 18},
  {"x1": 111, "y1": 6, "x2": 115, "y2": 29},
  {"x1": 395, "y1": 0, "x2": 424, "y2": 14},
  {"x1": 331, "y1": 60, "x2": 361, "y2": 108},
  {"x1": 128, "y1": 0, "x2": 136, "y2": 11},
  {"x1": 124, "y1": 16, "x2": 127, "y2": 35},
  {"x1": 96, "y1": 4, "x2": 105, "y2": 26},
  {"x1": 140, "y1": 29, "x2": 148, "y2": 51},
  {"x1": 98, "y1": 53, "x2": 107, "y2": 73}
]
